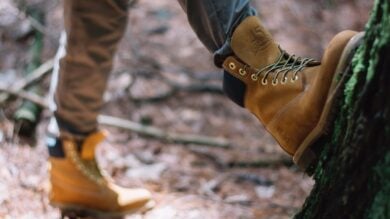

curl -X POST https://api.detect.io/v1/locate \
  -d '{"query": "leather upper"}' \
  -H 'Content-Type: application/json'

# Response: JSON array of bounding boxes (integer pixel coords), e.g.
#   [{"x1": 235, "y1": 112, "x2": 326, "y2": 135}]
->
[
  {"x1": 223, "y1": 16, "x2": 357, "y2": 155},
  {"x1": 49, "y1": 131, "x2": 152, "y2": 213}
]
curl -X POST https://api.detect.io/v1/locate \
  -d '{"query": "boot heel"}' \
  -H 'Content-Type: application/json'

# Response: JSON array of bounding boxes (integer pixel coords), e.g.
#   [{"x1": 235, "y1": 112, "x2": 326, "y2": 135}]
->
[{"x1": 294, "y1": 148, "x2": 317, "y2": 171}]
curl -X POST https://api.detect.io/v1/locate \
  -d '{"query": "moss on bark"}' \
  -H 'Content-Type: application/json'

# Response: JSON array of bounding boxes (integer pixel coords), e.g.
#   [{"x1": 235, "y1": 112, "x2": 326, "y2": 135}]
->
[{"x1": 295, "y1": 0, "x2": 390, "y2": 218}]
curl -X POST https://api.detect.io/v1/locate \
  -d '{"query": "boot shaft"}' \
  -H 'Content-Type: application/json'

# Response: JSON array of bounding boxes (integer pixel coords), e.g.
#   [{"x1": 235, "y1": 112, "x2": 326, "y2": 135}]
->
[{"x1": 231, "y1": 16, "x2": 280, "y2": 69}]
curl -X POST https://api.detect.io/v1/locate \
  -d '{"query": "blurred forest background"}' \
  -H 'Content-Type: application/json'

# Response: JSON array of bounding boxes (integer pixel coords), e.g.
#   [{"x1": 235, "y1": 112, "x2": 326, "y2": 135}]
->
[{"x1": 0, "y1": 0, "x2": 372, "y2": 218}]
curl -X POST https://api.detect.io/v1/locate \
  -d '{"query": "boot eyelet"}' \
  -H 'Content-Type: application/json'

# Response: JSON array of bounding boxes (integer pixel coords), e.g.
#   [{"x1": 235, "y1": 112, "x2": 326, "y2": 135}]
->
[
  {"x1": 291, "y1": 75, "x2": 299, "y2": 82},
  {"x1": 261, "y1": 78, "x2": 268, "y2": 85},
  {"x1": 239, "y1": 68, "x2": 247, "y2": 76},
  {"x1": 251, "y1": 74, "x2": 259, "y2": 81},
  {"x1": 281, "y1": 77, "x2": 287, "y2": 84},
  {"x1": 272, "y1": 79, "x2": 278, "y2": 86},
  {"x1": 229, "y1": 62, "x2": 236, "y2": 70},
  {"x1": 291, "y1": 75, "x2": 299, "y2": 83}
]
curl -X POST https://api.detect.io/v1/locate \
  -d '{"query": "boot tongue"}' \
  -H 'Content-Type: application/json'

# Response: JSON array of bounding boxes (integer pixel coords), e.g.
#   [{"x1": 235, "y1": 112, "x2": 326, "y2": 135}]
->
[
  {"x1": 231, "y1": 16, "x2": 280, "y2": 69},
  {"x1": 81, "y1": 130, "x2": 108, "y2": 160}
]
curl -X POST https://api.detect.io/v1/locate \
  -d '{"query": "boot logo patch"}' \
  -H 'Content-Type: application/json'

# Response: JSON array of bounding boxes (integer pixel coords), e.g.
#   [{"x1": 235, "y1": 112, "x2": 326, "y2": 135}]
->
[{"x1": 250, "y1": 28, "x2": 271, "y2": 55}]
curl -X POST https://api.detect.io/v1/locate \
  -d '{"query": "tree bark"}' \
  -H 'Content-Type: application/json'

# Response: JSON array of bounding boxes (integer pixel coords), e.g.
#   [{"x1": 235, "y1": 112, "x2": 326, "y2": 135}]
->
[{"x1": 295, "y1": 0, "x2": 390, "y2": 218}]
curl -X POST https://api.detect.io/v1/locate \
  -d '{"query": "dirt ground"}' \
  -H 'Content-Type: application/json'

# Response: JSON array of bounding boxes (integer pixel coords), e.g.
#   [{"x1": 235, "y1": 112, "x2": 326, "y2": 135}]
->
[{"x1": 0, "y1": 0, "x2": 372, "y2": 218}]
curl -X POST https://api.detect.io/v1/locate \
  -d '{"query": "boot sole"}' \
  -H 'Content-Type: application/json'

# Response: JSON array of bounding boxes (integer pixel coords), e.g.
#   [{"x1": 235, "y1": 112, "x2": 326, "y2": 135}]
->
[
  {"x1": 293, "y1": 32, "x2": 365, "y2": 170},
  {"x1": 54, "y1": 200, "x2": 155, "y2": 219}
]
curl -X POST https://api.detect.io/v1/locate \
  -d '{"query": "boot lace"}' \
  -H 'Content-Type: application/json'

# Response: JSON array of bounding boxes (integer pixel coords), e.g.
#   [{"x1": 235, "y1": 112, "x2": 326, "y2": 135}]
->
[
  {"x1": 249, "y1": 46, "x2": 319, "y2": 85},
  {"x1": 64, "y1": 141, "x2": 106, "y2": 186}
]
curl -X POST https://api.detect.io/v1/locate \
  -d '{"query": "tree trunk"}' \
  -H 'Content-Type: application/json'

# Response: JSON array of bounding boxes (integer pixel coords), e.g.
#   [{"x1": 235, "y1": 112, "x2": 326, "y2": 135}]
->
[{"x1": 295, "y1": 0, "x2": 390, "y2": 218}]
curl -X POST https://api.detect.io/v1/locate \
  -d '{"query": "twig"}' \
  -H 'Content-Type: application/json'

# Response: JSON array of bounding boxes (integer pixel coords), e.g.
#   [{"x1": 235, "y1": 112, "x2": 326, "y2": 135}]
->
[
  {"x1": 0, "y1": 59, "x2": 54, "y2": 104},
  {"x1": 233, "y1": 173, "x2": 273, "y2": 186},
  {"x1": 98, "y1": 115, "x2": 231, "y2": 148},
  {"x1": 19, "y1": 4, "x2": 58, "y2": 40},
  {"x1": 0, "y1": 86, "x2": 48, "y2": 108},
  {"x1": 13, "y1": 59, "x2": 54, "y2": 91},
  {"x1": 188, "y1": 146, "x2": 226, "y2": 168},
  {"x1": 0, "y1": 87, "x2": 231, "y2": 148},
  {"x1": 26, "y1": 15, "x2": 49, "y2": 36},
  {"x1": 228, "y1": 155, "x2": 293, "y2": 168}
]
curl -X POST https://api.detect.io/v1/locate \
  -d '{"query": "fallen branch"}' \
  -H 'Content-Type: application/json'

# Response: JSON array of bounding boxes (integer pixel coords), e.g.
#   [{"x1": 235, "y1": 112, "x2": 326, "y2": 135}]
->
[
  {"x1": 13, "y1": 59, "x2": 54, "y2": 91},
  {"x1": 27, "y1": 14, "x2": 46, "y2": 35},
  {"x1": 0, "y1": 86, "x2": 48, "y2": 108},
  {"x1": 228, "y1": 155, "x2": 293, "y2": 168},
  {"x1": 188, "y1": 146, "x2": 226, "y2": 168},
  {"x1": 0, "y1": 87, "x2": 231, "y2": 148},
  {"x1": 98, "y1": 115, "x2": 230, "y2": 148},
  {"x1": 0, "y1": 59, "x2": 54, "y2": 104},
  {"x1": 188, "y1": 146, "x2": 292, "y2": 168},
  {"x1": 16, "y1": 2, "x2": 58, "y2": 40}
]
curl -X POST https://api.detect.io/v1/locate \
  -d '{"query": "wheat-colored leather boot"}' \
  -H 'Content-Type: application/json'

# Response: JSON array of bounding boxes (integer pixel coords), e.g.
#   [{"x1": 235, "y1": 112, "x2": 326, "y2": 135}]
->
[
  {"x1": 49, "y1": 131, "x2": 154, "y2": 218},
  {"x1": 222, "y1": 16, "x2": 363, "y2": 169}
]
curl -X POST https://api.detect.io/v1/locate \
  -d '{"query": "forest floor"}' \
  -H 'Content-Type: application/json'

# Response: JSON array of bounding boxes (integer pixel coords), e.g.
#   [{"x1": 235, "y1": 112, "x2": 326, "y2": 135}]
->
[{"x1": 0, "y1": 0, "x2": 372, "y2": 218}]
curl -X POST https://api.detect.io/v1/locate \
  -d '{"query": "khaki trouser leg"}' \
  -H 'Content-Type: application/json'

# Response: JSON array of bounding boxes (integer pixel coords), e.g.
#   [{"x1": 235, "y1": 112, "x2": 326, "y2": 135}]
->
[{"x1": 55, "y1": 0, "x2": 128, "y2": 137}]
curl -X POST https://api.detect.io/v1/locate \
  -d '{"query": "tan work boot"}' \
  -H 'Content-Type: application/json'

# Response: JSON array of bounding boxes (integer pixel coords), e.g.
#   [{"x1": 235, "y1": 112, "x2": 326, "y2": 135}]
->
[
  {"x1": 48, "y1": 130, "x2": 154, "y2": 218},
  {"x1": 222, "y1": 16, "x2": 364, "y2": 169}
]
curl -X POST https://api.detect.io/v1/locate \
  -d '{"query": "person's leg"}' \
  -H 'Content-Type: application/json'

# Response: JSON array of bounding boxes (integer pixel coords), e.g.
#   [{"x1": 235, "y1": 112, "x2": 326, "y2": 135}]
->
[
  {"x1": 55, "y1": 0, "x2": 128, "y2": 138},
  {"x1": 177, "y1": 0, "x2": 256, "y2": 67},
  {"x1": 178, "y1": 0, "x2": 363, "y2": 170},
  {"x1": 49, "y1": 0, "x2": 153, "y2": 216},
  {"x1": 177, "y1": 0, "x2": 257, "y2": 108}
]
